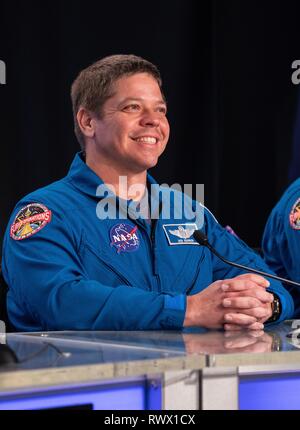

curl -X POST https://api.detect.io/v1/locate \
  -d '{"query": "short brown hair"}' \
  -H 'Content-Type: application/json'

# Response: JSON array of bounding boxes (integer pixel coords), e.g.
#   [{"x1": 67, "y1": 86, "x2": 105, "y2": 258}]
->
[{"x1": 71, "y1": 54, "x2": 164, "y2": 149}]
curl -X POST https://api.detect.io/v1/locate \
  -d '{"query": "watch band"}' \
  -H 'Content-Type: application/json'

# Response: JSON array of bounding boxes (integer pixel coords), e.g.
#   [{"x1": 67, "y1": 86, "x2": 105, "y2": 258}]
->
[{"x1": 267, "y1": 293, "x2": 282, "y2": 323}]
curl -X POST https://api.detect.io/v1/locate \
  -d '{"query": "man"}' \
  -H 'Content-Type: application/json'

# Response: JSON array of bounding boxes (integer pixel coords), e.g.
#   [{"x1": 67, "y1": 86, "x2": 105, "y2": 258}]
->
[
  {"x1": 2, "y1": 55, "x2": 294, "y2": 331},
  {"x1": 263, "y1": 178, "x2": 300, "y2": 317}
]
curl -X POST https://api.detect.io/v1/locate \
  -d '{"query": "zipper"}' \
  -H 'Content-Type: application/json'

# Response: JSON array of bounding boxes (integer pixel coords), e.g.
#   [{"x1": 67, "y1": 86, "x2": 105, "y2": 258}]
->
[
  {"x1": 126, "y1": 199, "x2": 162, "y2": 291},
  {"x1": 127, "y1": 212, "x2": 161, "y2": 291},
  {"x1": 150, "y1": 217, "x2": 162, "y2": 291},
  {"x1": 84, "y1": 242, "x2": 131, "y2": 286},
  {"x1": 131, "y1": 216, "x2": 157, "y2": 275}
]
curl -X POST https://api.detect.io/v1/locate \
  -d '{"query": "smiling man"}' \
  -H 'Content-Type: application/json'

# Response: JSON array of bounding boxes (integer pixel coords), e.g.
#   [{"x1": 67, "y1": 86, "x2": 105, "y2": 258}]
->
[
  {"x1": 1, "y1": 55, "x2": 294, "y2": 331},
  {"x1": 77, "y1": 70, "x2": 169, "y2": 202}
]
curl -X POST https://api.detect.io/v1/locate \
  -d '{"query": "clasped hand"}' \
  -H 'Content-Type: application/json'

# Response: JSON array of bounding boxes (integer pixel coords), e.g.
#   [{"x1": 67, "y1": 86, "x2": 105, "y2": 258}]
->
[{"x1": 184, "y1": 273, "x2": 273, "y2": 330}]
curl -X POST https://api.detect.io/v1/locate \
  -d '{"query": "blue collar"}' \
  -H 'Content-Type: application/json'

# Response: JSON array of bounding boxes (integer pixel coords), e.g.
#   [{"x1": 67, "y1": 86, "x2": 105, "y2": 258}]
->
[
  {"x1": 66, "y1": 152, "x2": 159, "y2": 201},
  {"x1": 66, "y1": 152, "x2": 105, "y2": 198}
]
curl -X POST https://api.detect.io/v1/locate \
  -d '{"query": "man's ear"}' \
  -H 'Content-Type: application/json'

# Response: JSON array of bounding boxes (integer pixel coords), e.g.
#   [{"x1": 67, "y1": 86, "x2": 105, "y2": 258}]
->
[{"x1": 77, "y1": 108, "x2": 96, "y2": 139}]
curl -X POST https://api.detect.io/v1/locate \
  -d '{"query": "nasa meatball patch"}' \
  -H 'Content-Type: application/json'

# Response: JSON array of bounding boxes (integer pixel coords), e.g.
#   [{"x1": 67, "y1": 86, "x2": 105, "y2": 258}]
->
[
  {"x1": 110, "y1": 223, "x2": 140, "y2": 254},
  {"x1": 10, "y1": 203, "x2": 52, "y2": 240},
  {"x1": 289, "y1": 198, "x2": 300, "y2": 230}
]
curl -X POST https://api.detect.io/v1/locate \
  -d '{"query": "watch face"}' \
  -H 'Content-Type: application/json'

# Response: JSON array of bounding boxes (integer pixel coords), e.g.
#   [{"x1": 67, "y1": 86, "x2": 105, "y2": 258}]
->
[
  {"x1": 274, "y1": 297, "x2": 280, "y2": 312},
  {"x1": 267, "y1": 294, "x2": 281, "y2": 323},
  {"x1": 271, "y1": 296, "x2": 281, "y2": 322}
]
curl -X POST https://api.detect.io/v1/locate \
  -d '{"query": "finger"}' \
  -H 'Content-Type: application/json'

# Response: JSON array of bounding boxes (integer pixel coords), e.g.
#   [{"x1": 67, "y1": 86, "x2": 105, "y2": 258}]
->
[
  {"x1": 241, "y1": 305, "x2": 272, "y2": 320},
  {"x1": 221, "y1": 279, "x2": 268, "y2": 293},
  {"x1": 223, "y1": 297, "x2": 262, "y2": 309},
  {"x1": 241, "y1": 343, "x2": 272, "y2": 353},
  {"x1": 252, "y1": 289, "x2": 274, "y2": 303},
  {"x1": 224, "y1": 323, "x2": 264, "y2": 332},
  {"x1": 224, "y1": 329, "x2": 253, "y2": 337},
  {"x1": 224, "y1": 289, "x2": 274, "y2": 303},
  {"x1": 247, "y1": 323, "x2": 265, "y2": 331},
  {"x1": 223, "y1": 324, "x2": 244, "y2": 331},
  {"x1": 233, "y1": 273, "x2": 270, "y2": 287},
  {"x1": 221, "y1": 280, "x2": 256, "y2": 292},
  {"x1": 225, "y1": 337, "x2": 258, "y2": 349},
  {"x1": 223, "y1": 313, "x2": 257, "y2": 325}
]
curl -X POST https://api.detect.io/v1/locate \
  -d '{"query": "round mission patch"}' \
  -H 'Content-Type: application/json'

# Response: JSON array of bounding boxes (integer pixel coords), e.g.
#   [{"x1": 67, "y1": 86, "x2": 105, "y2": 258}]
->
[
  {"x1": 110, "y1": 223, "x2": 140, "y2": 254},
  {"x1": 10, "y1": 203, "x2": 52, "y2": 241},
  {"x1": 289, "y1": 197, "x2": 300, "y2": 230}
]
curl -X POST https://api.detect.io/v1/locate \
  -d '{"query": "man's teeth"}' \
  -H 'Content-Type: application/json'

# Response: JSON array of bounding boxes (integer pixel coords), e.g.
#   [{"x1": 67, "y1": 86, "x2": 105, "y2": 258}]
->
[{"x1": 135, "y1": 137, "x2": 157, "y2": 144}]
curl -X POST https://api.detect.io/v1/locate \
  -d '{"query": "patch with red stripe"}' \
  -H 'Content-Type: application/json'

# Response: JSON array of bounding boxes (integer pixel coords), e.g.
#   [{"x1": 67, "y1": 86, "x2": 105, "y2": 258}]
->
[
  {"x1": 10, "y1": 203, "x2": 52, "y2": 240},
  {"x1": 289, "y1": 198, "x2": 300, "y2": 230}
]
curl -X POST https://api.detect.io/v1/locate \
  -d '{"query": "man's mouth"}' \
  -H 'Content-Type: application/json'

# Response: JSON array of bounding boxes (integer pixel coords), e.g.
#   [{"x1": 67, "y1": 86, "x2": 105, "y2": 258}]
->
[{"x1": 132, "y1": 136, "x2": 159, "y2": 145}]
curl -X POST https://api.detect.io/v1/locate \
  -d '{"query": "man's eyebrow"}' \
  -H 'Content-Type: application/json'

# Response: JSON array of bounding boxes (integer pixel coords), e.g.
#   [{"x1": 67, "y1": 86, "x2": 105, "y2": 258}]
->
[{"x1": 119, "y1": 97, "x2": 167, "y2": 105}]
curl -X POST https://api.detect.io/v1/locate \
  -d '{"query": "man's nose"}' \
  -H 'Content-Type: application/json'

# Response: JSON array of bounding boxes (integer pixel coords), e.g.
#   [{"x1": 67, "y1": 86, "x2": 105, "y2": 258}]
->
[{"x1": 139, "y1": 112, "x2": 160, "y2": 127}]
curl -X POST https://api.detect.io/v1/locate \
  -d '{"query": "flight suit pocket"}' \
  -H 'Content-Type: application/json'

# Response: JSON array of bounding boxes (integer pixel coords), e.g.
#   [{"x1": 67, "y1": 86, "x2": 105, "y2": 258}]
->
[{"x1": 81, "y1": 241, "x2": 133, "y2": 287}]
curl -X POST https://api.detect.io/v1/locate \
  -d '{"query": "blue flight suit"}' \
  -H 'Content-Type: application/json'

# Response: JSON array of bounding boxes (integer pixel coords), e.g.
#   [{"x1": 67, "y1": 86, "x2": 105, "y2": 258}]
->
[
  {"x1": 263, "y1": 178, "x2": 300, "y2": 317},
  {"x1": 2, "y1": 153, "x2": 294, "y2": 331}
]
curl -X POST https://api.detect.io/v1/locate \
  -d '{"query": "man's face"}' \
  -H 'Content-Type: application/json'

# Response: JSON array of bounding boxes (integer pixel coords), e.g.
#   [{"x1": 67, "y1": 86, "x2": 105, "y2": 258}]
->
[{"x1": 90, "y1": 73, "x2": 170, "y2": 175}]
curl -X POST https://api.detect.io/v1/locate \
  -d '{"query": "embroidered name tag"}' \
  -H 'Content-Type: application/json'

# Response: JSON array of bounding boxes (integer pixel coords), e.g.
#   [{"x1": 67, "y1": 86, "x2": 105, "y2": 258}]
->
[{"x1": 162, "y1": 223, "x2": 199, "y2": 245}]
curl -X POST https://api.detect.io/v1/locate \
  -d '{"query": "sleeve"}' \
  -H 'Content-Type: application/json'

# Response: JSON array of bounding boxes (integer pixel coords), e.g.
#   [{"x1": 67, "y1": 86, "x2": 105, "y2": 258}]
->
[
  {"x1": 204, "y1": 207, "x2": 294, "y2": 323},
  {"x1": 265, "y1": 194, "x2": 300, "y2": 318},
  {"x1": 2, "y1": 201, "x2": 186, "y2": 331}
]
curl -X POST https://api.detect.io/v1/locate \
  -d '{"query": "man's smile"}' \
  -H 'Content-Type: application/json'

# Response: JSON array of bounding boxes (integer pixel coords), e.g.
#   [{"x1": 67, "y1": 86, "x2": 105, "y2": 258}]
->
[{"x1": 131, "y1": 135, "x2": 161, "y2": 145}]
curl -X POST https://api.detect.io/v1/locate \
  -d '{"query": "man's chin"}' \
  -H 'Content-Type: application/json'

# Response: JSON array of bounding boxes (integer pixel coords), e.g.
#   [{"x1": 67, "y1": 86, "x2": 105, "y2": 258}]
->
[
  {"x1": 143, "y1": 159, "x2": 159, "y2": 171},
  {"x1": 132, "y1": 157, "x2": 159, "y2": 173}
]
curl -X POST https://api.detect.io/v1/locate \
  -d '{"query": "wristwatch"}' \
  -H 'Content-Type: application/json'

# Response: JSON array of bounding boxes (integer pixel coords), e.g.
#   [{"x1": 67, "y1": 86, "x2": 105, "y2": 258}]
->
[{"x1": 267, "y1": 293, "x2": 282, "y2": 323}]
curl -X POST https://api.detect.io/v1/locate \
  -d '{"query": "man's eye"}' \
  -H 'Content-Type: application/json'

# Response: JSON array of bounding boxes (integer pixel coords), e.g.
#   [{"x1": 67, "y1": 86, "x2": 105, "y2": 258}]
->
[
  {"x1": 157, "y1": 107, "x2": 167, "y2": 114},
  {"x1": 123, "y1": 104, "x2": 140, "y2": 111}
]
